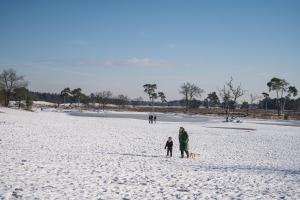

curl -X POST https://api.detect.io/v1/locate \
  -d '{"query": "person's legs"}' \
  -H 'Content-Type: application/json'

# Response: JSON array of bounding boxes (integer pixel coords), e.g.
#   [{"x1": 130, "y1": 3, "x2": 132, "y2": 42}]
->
[
  {"x1": 180, "y1": 150, "x2": 184, "y2": 158},
  {"x1": 167, "y1": 149, "x2": 170, "y2": 156},
  {"x1": 185, "y1": 150, "x2": 189, "y2": 158},
  {"x1": 170, "y1": 148, "x2": 172, "y2": 157}
]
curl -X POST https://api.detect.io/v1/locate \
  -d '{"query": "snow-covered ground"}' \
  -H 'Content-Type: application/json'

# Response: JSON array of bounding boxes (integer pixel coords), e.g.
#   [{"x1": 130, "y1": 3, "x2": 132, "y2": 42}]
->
[{"x1": 0, "y1": 108, "x2": 299, "y2": 199}]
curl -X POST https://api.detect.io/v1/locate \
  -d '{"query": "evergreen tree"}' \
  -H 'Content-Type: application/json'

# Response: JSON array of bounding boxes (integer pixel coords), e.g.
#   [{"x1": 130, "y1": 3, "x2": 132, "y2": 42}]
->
[
  {"x1": 206, "y1": 92, "x2": 220, "y2": 107},
  {"x1": 143, "y1": 84, "x2": 158, "y2": 112},
  {"x1": 60, "y1": 87, "x2": 71, "y2": 104},
  {"x1": 267, "y1": 77, "x2": 297, "y2": 115}
]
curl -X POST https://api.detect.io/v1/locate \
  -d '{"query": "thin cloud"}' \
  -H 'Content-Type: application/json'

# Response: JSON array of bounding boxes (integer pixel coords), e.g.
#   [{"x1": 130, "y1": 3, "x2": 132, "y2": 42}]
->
[
  {"x1": 21, "y1": 61, "x2": 96, "y2": 78},
  {"x1": 30, "y1": 57, "x2": 175, "y2": 68},
  {"x1": 119, "y1": 57, "x2": 172, "y2": 67}
]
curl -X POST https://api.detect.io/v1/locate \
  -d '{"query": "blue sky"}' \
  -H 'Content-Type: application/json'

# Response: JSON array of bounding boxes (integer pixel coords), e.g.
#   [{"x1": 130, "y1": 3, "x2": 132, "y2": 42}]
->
[{"x1": 0, "y1": 0, "x2": 299, "y2": 101}]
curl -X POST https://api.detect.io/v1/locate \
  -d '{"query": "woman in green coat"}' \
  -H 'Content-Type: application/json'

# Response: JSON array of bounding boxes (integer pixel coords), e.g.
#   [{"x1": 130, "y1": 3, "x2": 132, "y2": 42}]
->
[{"x1": 179, "y1": 127, "x2": 189, "y2": 158}]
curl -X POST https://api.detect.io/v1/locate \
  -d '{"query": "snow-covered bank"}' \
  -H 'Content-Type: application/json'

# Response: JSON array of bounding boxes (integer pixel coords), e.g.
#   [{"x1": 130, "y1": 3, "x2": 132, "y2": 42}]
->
[
  {"x1": 68, "y1": 110, "x2": 221, "y2": 123},
  {"x1": 0, "y1": 108, "x2": 299, "y2": 199},
  {"x1": 69, "y1": 110, "x2": 300, "y2": 127}
]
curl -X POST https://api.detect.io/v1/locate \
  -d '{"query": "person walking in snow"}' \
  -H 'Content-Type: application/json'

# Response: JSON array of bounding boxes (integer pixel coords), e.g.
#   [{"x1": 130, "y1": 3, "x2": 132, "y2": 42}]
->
[
  {"x1": 148, "y1": 115, "x2": 153, "y2": 124},
  {"x1": 165, "y1": 137, "x2": 173, "y2": 157},
  {"x1": 179, "y1": 127, "x2": 189, "y2": 158},
  {"x1": 154, "y1": 115, "x2": 157, "y2": 123},
  {"x1": 150, "y1": 115, "x2": 154, "y2": 124}
]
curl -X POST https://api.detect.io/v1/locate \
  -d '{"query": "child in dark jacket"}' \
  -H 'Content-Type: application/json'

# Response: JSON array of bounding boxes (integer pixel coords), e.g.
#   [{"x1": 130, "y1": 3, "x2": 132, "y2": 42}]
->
[{"x1": 165, "y1": 137, "x2": 173, "y2": 157}]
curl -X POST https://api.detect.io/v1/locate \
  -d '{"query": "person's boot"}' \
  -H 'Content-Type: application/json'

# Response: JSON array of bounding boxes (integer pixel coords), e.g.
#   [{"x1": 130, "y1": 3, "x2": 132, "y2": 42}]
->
[{"x1": 186, "y1": 151, "x2": 189, "y2": 158}]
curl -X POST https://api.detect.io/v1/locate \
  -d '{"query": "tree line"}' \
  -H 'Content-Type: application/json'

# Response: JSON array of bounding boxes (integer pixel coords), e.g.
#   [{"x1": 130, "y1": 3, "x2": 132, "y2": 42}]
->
[{"x1": 0, "y1": 68, "x2": 299, "y2": 118}]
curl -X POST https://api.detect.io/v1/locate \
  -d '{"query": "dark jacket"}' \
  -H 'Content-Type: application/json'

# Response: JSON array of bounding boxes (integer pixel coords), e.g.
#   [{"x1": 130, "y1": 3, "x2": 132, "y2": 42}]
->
[
  {"x1": 165, "y1": 141, "x2": 173, "y2": 149},
  {"x1": 179, "y1": 131, "x2": 189, "y2": 151}
]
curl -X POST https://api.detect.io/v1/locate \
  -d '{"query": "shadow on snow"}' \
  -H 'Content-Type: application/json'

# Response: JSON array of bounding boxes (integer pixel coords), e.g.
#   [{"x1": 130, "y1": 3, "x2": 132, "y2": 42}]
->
[{"x1": 103, "y1": 152, "x2": 300, "y2": 175}]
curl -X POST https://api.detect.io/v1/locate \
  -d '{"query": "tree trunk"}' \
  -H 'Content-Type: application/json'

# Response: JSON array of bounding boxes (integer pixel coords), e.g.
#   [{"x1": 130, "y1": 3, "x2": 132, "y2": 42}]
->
[
  {"x1": 276, "y1": 92, "x2": 280, "y2": 116},
  {"x1": 151, "y1": 98, "x2": 155, "y2": 114},
  {"x1": 282, "y1": 97, "x2": 287, "y2": 114},
  {"x1": 225, "y1": 106, "x2": 229, "y2": 122},
  {"x1": 185, "y1": 97, "x2": 188, "y2": 112},
  {"x1": 4, "y1": 92, "x2": 10, "y2": 107}
]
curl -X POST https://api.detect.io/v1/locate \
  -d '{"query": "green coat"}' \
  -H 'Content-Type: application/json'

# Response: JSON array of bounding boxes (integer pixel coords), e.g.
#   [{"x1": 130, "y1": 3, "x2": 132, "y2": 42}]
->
[{"x1": 179, "y1": 131, "x2": 189, "y2": 151}]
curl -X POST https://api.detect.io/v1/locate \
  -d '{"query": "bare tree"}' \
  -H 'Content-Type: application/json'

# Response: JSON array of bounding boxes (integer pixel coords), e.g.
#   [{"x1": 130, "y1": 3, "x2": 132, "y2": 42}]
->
[
  {"x1": 116, "y1": 94, "x2": 129, "y2": 110},
  {"x1": 0, "y1": 69, "x2": 28, "y2": 107},
  {"x1": 227, "y1": 77, "x2": 245, "y2": 110},
  {"x1": 218, "y1": 77, "x2": 245, "y2": 121},
  {"x1": 180, "y1": 83, "x2": 189, "y2": 111},
  {"x1": 96, "y1": 91, "x2": 112, "y2": 111},
  {"x1": 218, "y1": 85, "x2": 232, "y2": 121},
  {"x1": 179, "y1": 82, "x2": 204, "y2": 112}
]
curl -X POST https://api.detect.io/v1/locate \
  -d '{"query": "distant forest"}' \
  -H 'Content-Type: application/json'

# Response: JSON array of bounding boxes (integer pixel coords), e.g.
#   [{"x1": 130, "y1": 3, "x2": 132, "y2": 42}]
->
[
  {"x1": 1, "y1": 69, "x2": 300, "y2": 115},
  {"x1": 28, "y1": 91, "x2": 300, "y2": 111},
  {"x1": 29, "y1": 91, "x2": 186, "y2": 107}
]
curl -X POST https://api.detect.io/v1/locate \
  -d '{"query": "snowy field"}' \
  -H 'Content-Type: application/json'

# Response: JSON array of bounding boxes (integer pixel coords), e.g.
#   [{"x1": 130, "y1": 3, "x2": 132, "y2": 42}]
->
[{"x1": 0, "y1": 108, "x2": 300, "y2": 199}]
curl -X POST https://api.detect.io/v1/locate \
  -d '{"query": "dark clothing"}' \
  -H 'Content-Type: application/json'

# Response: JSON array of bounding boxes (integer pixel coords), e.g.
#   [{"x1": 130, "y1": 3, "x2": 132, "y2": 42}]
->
[
  {"x1": 167, "y1": 148, "x2": 172, "y2": 157},
  {"x1": 149, "y1": 115, "x2": 153, "y2": 124},
  {"x1": 165, "y1": 140, "x2": 173, "y2": 157},
  {"x1": 179, "y1": 130, "x2": 189, "y2": 158},
  {"x1": 181, "y1": 150, "x2": 189, "y2": 158},
  {"x1": 179, "y1": 131, "x2": 189, "y2": 151},
  {"x1": 154, "y1": 116, "x2": 157, "y2": 123},
  {"x1": 149, "y1": 115, "x2": 154, "y2": 124},
  {"x1": 165, "y1": 141, "x2": 173, "y2": 149}
]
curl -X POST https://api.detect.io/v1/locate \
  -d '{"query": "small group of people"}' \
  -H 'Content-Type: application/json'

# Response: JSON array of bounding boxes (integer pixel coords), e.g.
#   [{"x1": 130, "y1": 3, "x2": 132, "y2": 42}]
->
[
  {"x1": 148, "y1": 114, "x2": 157, "y2": 124},
  {"x1": 165, "y1": 127, "x2": 189, "y2": 158}
]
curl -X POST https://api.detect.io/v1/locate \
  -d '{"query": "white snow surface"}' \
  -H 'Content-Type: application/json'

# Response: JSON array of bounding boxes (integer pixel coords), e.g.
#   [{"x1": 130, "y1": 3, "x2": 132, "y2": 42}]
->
[
  {"x1": 0, "y1": 108, "x2": 299, "y2": 199},
  {"x1": 33, "y1": 101, "x2": 56, "y2": 106}
]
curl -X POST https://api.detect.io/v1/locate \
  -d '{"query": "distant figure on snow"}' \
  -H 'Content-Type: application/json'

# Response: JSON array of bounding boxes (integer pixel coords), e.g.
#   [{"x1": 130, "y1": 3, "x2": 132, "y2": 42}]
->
[
  {"x1": 154, "y1": 115, "x2": 157, "y2": 123},
  {"x1": 148, "y1": 115, "x2": 153, "y2": 124},
  {"x1": 179, "y1": 127, "x2": 189, "y2": 158},
  {"x1": 165, "y1": 137, "x2": 173, "y2": 157}
]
